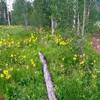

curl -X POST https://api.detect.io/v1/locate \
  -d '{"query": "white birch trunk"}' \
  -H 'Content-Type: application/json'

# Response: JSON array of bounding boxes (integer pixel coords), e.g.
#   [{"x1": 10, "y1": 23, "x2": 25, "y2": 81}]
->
[
  {"x1": 73, "y1": 0, "x2": 77, "y2": 30},
  {"x1": 51, "y1": 16, "x2": 57, "y2": 35},
  {"x1": 51, "y1": 17, "x2": 55, "y2": 35},
  {"x1": 77, "y1": 12, "x2": 80, "y2": 35},
  {"x1": 23, "y1": 1, "x2": 28, "y2": 30},
  {"x1": 6, "y1": 0, "x2": 11, "y2": 26},
  {"x1": 7, "y1": 11, "x2": 10, "y2": 26},
  {"x1": 86, "y1": 0, "x2": 92, "y2": 25},
  {"x1": 23, "y1": 13, "x2": 28, "y2": 29},
  {"x1": 82, "y1": 0, "x2": 86, "y2": 36}
]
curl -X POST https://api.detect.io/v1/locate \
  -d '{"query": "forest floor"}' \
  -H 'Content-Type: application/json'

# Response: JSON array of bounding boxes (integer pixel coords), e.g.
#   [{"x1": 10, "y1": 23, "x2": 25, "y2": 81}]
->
[
  {"x1": 92, "y1": 33, "x2": 100, "y2": 53},
  {"x1": 0, "y1": 26, "x2": 100, "y2": 100}
]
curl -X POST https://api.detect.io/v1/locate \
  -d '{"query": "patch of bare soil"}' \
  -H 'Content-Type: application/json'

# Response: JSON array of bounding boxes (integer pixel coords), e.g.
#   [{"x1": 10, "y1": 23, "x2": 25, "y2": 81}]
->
[{"x1": 92, "y1": 33, "x2": 100, "y2": 53}]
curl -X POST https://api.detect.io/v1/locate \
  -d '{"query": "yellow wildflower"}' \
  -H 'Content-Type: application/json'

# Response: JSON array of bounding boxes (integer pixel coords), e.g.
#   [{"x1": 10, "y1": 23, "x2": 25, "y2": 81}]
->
[
  {"x1": 74, "y1": 54, "x2": 77, "y2": 57},
  {"x1": 73, "y1": 57, "x2": 77, "y2": 60},
  {"x1": 22, "y1": 55, "x2": 26, "y2": 59},
  {"x1": 11, "y1": 54, "x2": 14, "y2": 57},
  {"x1": 92, "y1": 74, "x2": 96, "y2": 79},
  {"x1": 91, "y1": 62, "x2": 94, "y2": 65},
  {"x1": 0, "y1": 40, "x2": 2, "y2": 45},
  {"x1": 73, "y1": 54, "x2": 77, "y2": 60},
  {"x1": 62, "y1": 58, "x2": 64, "y2": 61},
  {"x1": 83, "y1": 53, "x2": 85, "y2": 57},
  {"x1": 31, "y1": 59, "x2": 36, "y2": 66},
  {"x1": 3, "y1": 70, "x2": 9, "y2": 75},
  {"x1": 26, "y1": 65, "x2": 29, "y2": 69},
  {"x1": 94, "y1": 60, "x2": 96, "y2": 63},
  {"x1": 55, "y1": 35, "x2": 68, "y2": 46},
  {"x1": 5, "y1": 74, "x2": 11, "y2": 80},
  {"x1": 0, "y1": 74, "x2": 4, "y2": 78},
  {"x1": 60, "y1": 41, "x2": 67, "y2": 46},
  {"x1": 29, "y1": 38, "x2": 32, "y2": 42},
  {"x1": 80, "y1": 60, "x2": 85, "y2": 65}
]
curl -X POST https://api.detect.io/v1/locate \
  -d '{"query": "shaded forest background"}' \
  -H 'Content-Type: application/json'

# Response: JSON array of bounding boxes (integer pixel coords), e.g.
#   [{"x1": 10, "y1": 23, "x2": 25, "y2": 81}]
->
[{"x1": 0, "y1": 0, "x2": 100, "y2": 35}]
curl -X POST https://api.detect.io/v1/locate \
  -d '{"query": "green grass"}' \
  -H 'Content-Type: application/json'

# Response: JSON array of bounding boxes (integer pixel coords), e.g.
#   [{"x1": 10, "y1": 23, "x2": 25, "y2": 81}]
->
[{"x1": 0, "y1": 26, "x2": 100, "y2": 100}]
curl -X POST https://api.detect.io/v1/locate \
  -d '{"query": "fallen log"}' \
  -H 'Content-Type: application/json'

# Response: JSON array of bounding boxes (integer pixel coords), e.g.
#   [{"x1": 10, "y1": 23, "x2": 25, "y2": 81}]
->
[{"x1": 39, "y1": 52, "x2": 57, "y2": 100}]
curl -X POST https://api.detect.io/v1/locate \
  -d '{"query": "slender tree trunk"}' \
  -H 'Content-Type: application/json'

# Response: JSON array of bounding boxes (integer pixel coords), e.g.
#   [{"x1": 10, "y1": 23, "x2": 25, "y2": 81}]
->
[
  {"x1": 23, "y1": 13, "x2": 28, "y2": 29},
  {"x1": 76, "y1": 0, "x2": 80, "y2": 35},
  {"x1": 7, "y1": 11, "x2": 10, "y2": 26},
  {"x1": 82, "y1": 0, "x2": 86, "y2": 36},
  {"x1": 86, "y1": 0, "x2": 92, "y2": 26},
  {"x1": 73, "y1": 0, "x2": 77, "y2": 30},
  {"x1": 87, "y1": 4, "x2": 90, "y2": 19},
  {"x1": 51, "y1": 16, "x2": 57, "y2": 35},
  {"x1": 51, "y1": 16, "x2": 55, "y2": 35},
  {"x1": 3, "y1": 8, "x2": 6, "y2": 24},
  {"x1": 6, "y1": 0, "x2": 11, "y2": 26},
  {"x1": 23, "y1": 1, "x2": 28, "y2": 30},
  {"x1": 77, "y1": 12, "x2": 80, "y2": 35}
]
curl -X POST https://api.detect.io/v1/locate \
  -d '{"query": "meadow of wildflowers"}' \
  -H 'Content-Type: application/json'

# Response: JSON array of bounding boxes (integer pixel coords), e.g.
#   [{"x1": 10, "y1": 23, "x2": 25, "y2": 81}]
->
[{"x1": 0, "y1": 26, "x2": 100, "y2": 100}]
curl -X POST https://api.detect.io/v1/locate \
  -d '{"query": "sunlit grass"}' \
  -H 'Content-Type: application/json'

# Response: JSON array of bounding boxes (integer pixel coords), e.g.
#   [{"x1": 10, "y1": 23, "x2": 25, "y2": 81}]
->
[{"x1": 0, "y1": 26, "x2": 100, "y2": 100}]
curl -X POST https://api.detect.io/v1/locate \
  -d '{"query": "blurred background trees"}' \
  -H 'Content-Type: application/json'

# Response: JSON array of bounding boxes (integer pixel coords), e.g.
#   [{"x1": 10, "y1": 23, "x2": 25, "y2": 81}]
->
[
  {"x1": 0, "y1": 0, "x2": 100, "y2": 34},
  {"x1": 0, "y1": 0, "x2": 8, "y2": 24}
]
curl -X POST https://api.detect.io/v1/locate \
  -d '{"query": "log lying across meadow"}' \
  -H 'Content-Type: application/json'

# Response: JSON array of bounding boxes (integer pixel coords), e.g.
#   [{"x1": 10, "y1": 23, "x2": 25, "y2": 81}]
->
[{"x1": 39, "y1": 52, "x2": 57, "y2": 100}]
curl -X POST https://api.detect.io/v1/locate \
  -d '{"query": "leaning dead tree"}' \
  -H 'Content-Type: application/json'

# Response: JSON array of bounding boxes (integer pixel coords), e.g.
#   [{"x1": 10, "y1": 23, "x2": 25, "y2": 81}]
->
[{"x1": 39, "y1": 52, "x2": 57, "y2": 100}]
